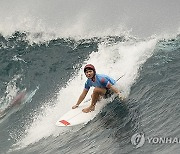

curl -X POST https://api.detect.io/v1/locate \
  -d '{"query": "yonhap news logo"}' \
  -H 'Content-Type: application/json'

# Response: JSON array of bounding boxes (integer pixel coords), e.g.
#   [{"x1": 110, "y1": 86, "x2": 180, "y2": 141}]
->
[
  {"x1": 131, "y1": 132, "x2": 180, "y2": 148},
  {"x1": 131, "y1": 133, "x2": 145, "y2": 148}
]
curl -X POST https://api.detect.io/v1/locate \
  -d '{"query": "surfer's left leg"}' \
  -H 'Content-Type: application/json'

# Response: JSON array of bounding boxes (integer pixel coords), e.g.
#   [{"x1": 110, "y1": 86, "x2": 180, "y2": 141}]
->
[
  {"x1": 82, "y1": 87, "x2": 106, "y2": 113},
  {"x1": 91, "y1": 94, "x2": 102, "y2": 101}
]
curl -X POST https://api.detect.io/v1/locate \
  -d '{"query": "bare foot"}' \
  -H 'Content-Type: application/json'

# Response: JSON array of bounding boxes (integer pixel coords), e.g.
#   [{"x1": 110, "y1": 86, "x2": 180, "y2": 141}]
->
[
  {"x1": 72, "y1": 104, "x2": 79, "y2": 109},
  {"x1": 82, "y1": 106, "x2": 95, "y2": 113}
]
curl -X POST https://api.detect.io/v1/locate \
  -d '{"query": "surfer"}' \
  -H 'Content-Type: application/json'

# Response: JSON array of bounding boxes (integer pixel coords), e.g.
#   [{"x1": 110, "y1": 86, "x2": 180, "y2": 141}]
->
[
  {"x1": 0, "y1": 90, "x2": 26, "y2": 119},
  {"x1": 72, "y1": 64, "x2": 125, "y2": 113}
]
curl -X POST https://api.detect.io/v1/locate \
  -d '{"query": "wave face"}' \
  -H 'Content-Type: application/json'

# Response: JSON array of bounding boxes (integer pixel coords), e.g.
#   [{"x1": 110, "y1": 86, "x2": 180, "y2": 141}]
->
[
  {"x1": 0, "y1": 1, "x2": 180, "y2": 154},
  {"x1": 0, "y1": 31, "x2": 180, "y2": 154}
]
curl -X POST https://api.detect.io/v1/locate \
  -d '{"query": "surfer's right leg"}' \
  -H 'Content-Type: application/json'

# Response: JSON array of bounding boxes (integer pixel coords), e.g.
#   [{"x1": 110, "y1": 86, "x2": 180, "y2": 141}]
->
[{"x1": 82, "y1": 87, "x2": 106, "y2": 113}]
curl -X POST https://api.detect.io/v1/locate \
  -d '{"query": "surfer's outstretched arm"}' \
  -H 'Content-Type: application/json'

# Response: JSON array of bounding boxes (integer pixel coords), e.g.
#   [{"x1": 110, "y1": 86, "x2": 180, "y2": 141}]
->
[
  {"x1": 72, "y1": 89, "x2": 88, "y2": 109},
  {"x1": 109, "y1": 84, "x2": 125, "y2": 101}
]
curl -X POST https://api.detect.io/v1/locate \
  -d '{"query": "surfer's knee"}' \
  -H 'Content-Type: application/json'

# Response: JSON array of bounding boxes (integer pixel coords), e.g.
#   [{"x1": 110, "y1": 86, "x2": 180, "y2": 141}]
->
[
  {"x1": 93, "y1": 87, "x2": 106, "y2": 95},
  {"x1": 93, "y1": 87, "x2": 100, "y2": 94}
]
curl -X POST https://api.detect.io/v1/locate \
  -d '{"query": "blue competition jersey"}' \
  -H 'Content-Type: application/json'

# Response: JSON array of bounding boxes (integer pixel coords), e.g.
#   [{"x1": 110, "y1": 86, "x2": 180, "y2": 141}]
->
[{"x1": 84, "y1": 74, "x2": 116, "y2": 90}]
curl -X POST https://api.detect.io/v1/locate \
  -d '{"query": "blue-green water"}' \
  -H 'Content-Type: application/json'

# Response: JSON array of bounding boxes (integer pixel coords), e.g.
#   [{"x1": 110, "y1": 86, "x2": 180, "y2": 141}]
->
[
  {"x1": 0, "y1": 1, "x2": 180, "y2": 153},
  {"x1": 0, "y1": 31, "x2": 180, "y2": 154}
]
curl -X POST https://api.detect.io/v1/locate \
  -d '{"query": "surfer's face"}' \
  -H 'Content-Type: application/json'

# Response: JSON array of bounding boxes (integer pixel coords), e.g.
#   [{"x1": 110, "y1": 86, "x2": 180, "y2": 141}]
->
[{"x1": 85, "y1": 69, "x2": 94, "y2": 79}]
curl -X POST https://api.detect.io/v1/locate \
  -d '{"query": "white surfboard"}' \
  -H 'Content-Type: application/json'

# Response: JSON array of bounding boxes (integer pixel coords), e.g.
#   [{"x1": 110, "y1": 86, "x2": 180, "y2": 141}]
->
[{"x1": 56, "y1": 100, "x2": 106, "y2": 127}]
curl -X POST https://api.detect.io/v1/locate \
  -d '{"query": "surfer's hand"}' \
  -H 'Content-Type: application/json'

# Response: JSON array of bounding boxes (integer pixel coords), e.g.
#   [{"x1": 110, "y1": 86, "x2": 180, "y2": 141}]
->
[
  {"x1": 82, "y1": 105, "x2": 95, "y2": 113},
  {"x1": 118, "y1": 92, "x2": 125, "y2": 101},
  {"x1": 72, "y1": 104, "x2": 79, "y2": 109}
]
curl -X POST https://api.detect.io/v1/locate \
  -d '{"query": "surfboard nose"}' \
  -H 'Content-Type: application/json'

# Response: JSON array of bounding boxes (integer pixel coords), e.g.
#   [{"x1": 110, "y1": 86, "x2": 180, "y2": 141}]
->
[{"x1": 59, "y1": 120, "x2": 71, "y2": 126}]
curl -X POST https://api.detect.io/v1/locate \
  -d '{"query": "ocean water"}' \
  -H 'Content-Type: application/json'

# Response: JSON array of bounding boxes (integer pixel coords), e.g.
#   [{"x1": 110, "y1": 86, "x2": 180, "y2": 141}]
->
[{"x1": 0, "y1": 1, "x2": 180, "y2": 154}]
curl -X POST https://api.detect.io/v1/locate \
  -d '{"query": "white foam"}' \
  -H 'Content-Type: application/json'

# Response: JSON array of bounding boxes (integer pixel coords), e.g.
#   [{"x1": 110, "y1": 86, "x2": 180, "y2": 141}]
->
[
  {"x1": 0, "y1": 0, "x2": 179, "y2": 41},
  {"x1": 0, "y1": 9, "x2": 129, "y2": 43}
]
